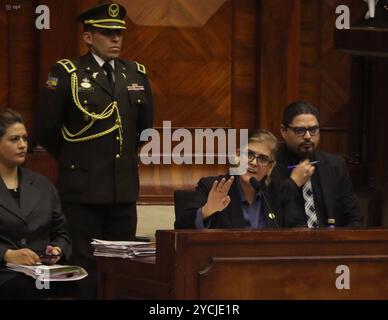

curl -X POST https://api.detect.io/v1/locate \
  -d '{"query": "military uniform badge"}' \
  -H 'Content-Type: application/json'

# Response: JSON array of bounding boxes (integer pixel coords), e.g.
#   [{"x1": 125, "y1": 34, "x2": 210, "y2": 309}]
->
[
  {"x1": 45, "y1": 74, "x2": 59, "y2": 90},
  {"x1": 127, "y1": 83, "x2": 145, "y2": 91},
  {"x1": 81, "y1": 78, "x2": 92, "y2": 89}
]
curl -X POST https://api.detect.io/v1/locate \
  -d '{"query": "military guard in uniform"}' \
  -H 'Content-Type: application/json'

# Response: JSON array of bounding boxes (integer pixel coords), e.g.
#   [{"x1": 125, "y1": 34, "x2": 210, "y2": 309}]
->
[{"x1": 35, "y1": 2, "x2": 153, "y2": 299}]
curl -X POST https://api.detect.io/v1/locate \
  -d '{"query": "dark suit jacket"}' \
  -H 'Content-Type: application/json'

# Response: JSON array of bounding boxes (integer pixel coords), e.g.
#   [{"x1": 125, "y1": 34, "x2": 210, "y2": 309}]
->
[
  {"x1": 36, "y1": 52, "x2": 153, "y2": 204},
  {"x1": 0, "y1": 168, "x2": 71, "y2": 287},
  {"x1": 174, "y1": 175, "x2": 283, "y2": 229},
  {"x1": 271, "y1": 146, "x2": 363, "y2": 227}
]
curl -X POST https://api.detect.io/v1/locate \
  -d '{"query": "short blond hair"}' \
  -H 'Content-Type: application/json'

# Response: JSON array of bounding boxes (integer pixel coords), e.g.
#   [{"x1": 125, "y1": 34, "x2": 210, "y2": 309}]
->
[{"x1": 247, "y1": 129, "x2": 277, "y2": 158}]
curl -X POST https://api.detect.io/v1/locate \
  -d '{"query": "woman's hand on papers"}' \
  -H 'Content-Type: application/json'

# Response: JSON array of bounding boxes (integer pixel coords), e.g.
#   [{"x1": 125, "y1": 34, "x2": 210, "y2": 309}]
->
[{"x1": 3, "y1": 248, "x2": 40, "y2": 265}]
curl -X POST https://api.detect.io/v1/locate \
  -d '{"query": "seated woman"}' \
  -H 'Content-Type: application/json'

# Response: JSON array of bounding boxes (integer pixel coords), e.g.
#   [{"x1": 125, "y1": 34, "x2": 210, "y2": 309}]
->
[
  {"x1": 0, "y1": 109, "x2": 71, "y2": 300},
  {"x1": 175, "y1": 129, "x2": 287, "y2": 229}
]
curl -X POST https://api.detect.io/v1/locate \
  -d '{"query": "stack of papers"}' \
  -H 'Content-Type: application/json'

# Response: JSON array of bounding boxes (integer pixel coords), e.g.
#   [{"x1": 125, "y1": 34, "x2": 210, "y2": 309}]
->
[
  {"x1": 91, "y1": 239, "x2": 156, "y2": 259},
  {"x1": 6, "y1": 263, "x2": 88, "y2": 282}
]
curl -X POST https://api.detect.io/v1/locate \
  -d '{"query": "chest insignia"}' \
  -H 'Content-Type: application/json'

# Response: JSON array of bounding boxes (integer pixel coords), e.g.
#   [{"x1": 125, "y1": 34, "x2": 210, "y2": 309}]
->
[
  {"x1": 81, "y1": 78, "x2": 91, "y2": 89},
  {"x1": 127, "y1": 83, "x2": 145, "y2": 91}
]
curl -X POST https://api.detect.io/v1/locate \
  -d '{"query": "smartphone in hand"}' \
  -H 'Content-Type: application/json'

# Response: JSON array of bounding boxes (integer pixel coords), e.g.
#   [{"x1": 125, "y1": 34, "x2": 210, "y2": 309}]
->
[{"x1": 40, "y1": 253, "x2": 61, "y2": 259}]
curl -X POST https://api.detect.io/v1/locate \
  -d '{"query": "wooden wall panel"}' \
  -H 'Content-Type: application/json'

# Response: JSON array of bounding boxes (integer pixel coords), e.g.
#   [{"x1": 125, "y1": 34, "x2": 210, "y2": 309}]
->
[
  {"x1": 368, "y1": 58, "x2": 388, "y2": 225},
  {"x1": 231, "y1": 0, "x2": 258, "y2": 130},
  {"x1": 120, "y1": 0, "x2": 232, "y2": 128},
  {"x1": 299, "y1": 0, "x2": 321, "y2": 105},
  {"x1": 258, "y1": 0, "x2": 301, "y2": 136},
  {"x1": 299, "y1": 0, "x2": 365, "y2": 156},
  {"x1": 7, "y1": 0, "x2": 36, "y2": 133},
  {"x1": 139, "y1": 164, "x2": 228, "y2": 204},
  {"x1": 0, "y1": 1, "x2": 8, "y2": 109}
]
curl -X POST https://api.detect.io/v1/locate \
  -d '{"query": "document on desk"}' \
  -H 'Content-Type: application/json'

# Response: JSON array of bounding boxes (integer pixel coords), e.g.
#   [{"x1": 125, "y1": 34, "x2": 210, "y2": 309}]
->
[
  {"x1": 6, "y1": 263, "x2": 88, "y2": 281},
  {"x1": 91, "y1": 239, "x2": 156, "y2": 258}
]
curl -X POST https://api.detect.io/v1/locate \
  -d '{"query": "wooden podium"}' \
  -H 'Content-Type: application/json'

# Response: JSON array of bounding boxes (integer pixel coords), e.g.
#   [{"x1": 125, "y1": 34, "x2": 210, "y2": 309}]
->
[{"x1": 97, "y1": 228, "x2": 388, "y2": 299}]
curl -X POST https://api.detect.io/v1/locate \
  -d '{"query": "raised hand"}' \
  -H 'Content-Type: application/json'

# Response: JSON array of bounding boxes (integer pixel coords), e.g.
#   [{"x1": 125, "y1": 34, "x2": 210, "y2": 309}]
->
[{"x1": 202, "y1": 176, "x2": 234, "y2": 219}]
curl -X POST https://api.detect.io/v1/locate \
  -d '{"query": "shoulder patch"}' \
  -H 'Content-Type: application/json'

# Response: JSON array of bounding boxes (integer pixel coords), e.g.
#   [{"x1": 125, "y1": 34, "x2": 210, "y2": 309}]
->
[
  {"x1": 135, "y1": 62, "x2": 146, "y2": 75},
  {"x1": 45, "y1": 73, "x2": 59, "y2": 90},
  {"x1": 57, "y1": 59, "x2": 77, "y2": 74}
]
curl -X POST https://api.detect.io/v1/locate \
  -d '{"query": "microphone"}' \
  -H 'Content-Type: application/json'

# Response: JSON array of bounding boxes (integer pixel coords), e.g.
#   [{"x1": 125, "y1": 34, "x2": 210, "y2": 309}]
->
[{"x1": 249, "y1": 177, "x2": 279, "y2": 229}]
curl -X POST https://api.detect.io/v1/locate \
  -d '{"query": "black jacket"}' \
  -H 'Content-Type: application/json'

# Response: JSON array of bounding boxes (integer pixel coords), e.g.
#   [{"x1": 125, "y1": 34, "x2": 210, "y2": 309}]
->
[
  {"x1": 271, "y1": 146, "x2": 363, "y2": 227},
  {"x1": 174, "y1": 175, "x2": 283, "y2": 229},
  {"x1": 0, "y1": 168, "x2": 71, "y2": 287},
  {"x1": 36, "y1": 52, "x2": 153, "y2": 204}
]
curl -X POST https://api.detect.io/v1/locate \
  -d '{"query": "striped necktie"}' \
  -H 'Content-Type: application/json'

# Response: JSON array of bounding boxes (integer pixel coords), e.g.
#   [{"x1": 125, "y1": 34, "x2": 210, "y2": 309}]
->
[{"x1": 302, "y1": 179, "x2": 319, "y2": 228}]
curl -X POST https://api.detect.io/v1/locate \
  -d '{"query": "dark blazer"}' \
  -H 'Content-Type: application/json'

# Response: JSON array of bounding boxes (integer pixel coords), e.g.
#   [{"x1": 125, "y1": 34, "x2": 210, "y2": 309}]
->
[
  {"x1": 0, "y1": 168, "x2": 71, "y2": 287},
  {"x1": 174, "y1": 175, "x2": 283, "y2": 229},
  {"x1": 271, "y1": 146, "x2": 363, "y2": 227},
  {"x1": 36, "y1": 52, "x2": 153, "y2": 204}
]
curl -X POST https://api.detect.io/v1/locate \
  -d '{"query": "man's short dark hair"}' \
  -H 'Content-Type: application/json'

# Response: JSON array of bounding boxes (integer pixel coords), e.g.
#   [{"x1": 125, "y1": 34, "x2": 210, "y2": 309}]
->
[{"x1": 282, "y1": 101, "x2": 320, "y2": 126}]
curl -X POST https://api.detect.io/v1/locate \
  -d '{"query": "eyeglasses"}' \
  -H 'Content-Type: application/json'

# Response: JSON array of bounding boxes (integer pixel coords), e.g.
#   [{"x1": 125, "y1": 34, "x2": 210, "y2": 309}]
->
[
  {"x1": 286, "y1": 125, "x2": 320, "y2": 137},
  {"x1": 247, "y1": 150, "x2": 274, "y2": 166}
]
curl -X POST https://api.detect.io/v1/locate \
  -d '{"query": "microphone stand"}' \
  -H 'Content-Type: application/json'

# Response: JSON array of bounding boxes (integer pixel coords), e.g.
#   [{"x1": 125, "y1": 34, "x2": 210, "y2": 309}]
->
[{"x1": 249, "y1": 177, "x2": 279, "y2": 229}]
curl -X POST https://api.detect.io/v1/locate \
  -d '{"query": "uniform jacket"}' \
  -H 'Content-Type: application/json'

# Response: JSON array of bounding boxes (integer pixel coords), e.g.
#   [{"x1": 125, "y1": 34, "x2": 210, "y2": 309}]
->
[
  {"x1": 0, "y1": 168, "x2": 71, "y2": 287},
  {"x1": 36, "y1": 52, "x2": 153, "y2": 204},
  {"x1": 271, "y1": 146, "x2": 363, "y2": 227},
  {"x1": 174, "y1": 175, "x2": 284, "y2": 229}
]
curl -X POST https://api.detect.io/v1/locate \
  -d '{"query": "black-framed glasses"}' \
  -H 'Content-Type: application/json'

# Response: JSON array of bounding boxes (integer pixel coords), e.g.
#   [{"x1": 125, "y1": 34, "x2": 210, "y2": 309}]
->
[
  {"x1": 247, "y1": 150, "x2": 274, "y2": 166},
  {"x1": 286, "y1": 125, "x2": 320, "y2": 137}
]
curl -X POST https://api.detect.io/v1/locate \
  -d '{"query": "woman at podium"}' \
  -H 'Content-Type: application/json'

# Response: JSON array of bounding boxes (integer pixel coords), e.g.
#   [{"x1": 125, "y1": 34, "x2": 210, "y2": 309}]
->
[{"x1": 174, "y1": 129, "x2": 289, "y2": 229}]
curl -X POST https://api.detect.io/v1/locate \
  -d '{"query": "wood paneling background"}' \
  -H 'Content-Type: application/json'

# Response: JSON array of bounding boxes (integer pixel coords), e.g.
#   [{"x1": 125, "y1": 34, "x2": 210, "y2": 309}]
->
[
  {"x1": 123, "y1": 0, "x2": 233, "y2": 128},
  {"x1": 1, "y1": 0, "x2": 37, "y2": 134},
  {"x1": 0, "y1": 1, "x2": 379, "y2": 217},
  {"x1": 258, "y1": 0, "x2": 301, "y2": 132},
  {"x1": 298, "y1": 0, "x2": 365, "y2": 156},
  {"x1": 232, "y1": 0, "x2": 258, "y2": 130},
  {"x1": 0, "y1": 1, "x2": 8, "y2": 110}
]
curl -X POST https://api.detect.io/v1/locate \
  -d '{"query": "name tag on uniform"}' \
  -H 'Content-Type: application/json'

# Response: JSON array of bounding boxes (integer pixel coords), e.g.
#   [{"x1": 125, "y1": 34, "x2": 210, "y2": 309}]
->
[{"x1": 127, "y1": 83, "x2": 145, "y2": 91}]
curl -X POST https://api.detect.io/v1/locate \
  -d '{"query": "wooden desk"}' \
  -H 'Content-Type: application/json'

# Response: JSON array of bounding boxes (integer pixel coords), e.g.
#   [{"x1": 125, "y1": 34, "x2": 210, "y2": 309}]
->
[{"x1": 97, "y1": 228, "x2": 388, "y2": 299}]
